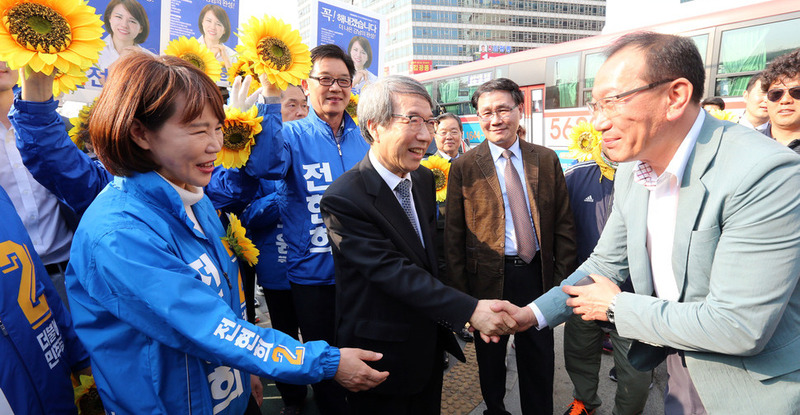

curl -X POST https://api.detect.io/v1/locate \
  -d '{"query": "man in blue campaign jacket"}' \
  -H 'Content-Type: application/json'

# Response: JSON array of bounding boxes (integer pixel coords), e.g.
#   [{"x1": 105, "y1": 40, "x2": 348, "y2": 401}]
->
[
  {"x1": 208, "y1": 44, "x2": 369, "y2": 413},
  {"x1": 0, "y1": 185, "x2": 91, "y2": 415},
  {"x1": 67, "y1": 172, "x2": 343, "y2": 414}
]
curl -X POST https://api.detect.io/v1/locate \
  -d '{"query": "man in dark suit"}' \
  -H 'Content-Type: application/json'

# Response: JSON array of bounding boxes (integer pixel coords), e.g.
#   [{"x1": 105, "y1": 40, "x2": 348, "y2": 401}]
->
[
  {"x1": 320, "y1": 75, "x2": 517, "y2": 414},
  {"x1": 445, "y1": 78, "x2": 576, "y2": 415}
]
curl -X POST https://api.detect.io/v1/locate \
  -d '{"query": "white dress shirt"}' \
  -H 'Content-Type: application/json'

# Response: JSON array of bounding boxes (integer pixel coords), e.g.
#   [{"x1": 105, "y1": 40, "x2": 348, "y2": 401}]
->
[
  {"x1": 0, "y1": 124, "x2": 72, "y2": 264},
  {"x1": 634, "y1": 110, "x2": 704, "y2": 301},
  {"x1": 369, "y1": 150, "x2": 424, "y2": 247},
  {"x1": 487, "y1": 137, "x2": 537, "y2": 256}
]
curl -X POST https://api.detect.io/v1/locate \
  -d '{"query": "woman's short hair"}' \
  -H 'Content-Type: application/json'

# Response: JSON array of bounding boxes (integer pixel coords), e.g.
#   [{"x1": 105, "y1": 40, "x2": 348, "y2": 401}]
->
[
  {"x1": 103, "y1": 0, "x2": 150, "y2": 45},
  {"x1": 90, "y1": 53, "x2": 225, "y2": 176},
  {"x1": 198, "y1": 4, "x2": 231, "y2": 43},
  {"x1": 347, "y1": 36, "x2": 372, "y2": 68}
]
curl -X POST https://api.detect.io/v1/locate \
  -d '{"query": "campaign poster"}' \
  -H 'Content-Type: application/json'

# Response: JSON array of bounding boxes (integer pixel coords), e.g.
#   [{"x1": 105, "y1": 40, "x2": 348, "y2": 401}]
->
[
  {"x1": 315, "y1": 0, "x2": 382, "y2": 94},
  {"x1": 169, "y1": 0, "x2": 240, "y2": 83},
  {"x1": 63, "y1": 0, "x2": 162, "y2": 105}
]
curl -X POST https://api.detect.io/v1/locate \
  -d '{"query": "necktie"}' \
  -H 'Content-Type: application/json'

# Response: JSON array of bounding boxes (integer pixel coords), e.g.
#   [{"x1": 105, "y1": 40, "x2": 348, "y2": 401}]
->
[
  {"x1": 502, "y1": 150, "x2": 539, "y2": 263},
  {"x1": 396, "y1": 179, "x2": 423, "y2": 243}
]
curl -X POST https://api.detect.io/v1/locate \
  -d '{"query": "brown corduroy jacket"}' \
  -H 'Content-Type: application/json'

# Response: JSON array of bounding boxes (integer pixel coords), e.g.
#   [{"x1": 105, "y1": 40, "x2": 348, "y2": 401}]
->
[{"x1": 444, "y1": 139, "x2": 577, "y2": 299}]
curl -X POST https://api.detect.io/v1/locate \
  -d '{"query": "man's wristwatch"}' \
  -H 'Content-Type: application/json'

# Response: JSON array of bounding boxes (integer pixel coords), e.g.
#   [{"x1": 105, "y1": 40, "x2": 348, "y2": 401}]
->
[{"x1": 606, "y1": 293, "x2": 620, "y2": 324}]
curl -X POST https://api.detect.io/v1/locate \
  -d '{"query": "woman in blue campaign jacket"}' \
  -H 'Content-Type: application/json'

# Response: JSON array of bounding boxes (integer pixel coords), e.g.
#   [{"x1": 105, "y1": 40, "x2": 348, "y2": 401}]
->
[
  {"x1": 51, "y1": 53, "x2": 385, "y2": 414},
  {"x1": 0, "y1": 185, "x2": 90, "y2": 415}
]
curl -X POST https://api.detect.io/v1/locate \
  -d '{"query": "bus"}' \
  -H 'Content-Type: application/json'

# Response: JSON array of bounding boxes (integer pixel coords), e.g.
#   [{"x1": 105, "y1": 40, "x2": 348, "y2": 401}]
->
[{"x1": 413, "y1": 0, "x2": 800, "y2": 166}]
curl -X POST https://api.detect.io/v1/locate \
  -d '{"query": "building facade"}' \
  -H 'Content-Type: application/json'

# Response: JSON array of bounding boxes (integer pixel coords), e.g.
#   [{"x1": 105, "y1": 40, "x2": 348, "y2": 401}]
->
[{"x1": 298, "y1": 0, "x2": 606, "y2": 75}]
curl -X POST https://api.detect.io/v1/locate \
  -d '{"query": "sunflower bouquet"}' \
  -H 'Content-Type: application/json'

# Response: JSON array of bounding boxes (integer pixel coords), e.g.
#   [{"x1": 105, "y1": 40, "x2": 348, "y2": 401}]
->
[
  {"x1": 420, "y1": 155, "x2": 450, "y2": 202},
  {"x1": 0, "y1": 0, "x2": 105, "y2": 95},
  {"x1": 164, "y1": 36, "x2": 222, "y2": 83},
  {"x1": 236, "y1": 15, "x2": 311, "y2": 90},
  {"x1": 568, "y1": 120, "x2": 615, "y2": 181},
  {"x1": 221, "y1": 213, "x2": 259, "y2": 266}
]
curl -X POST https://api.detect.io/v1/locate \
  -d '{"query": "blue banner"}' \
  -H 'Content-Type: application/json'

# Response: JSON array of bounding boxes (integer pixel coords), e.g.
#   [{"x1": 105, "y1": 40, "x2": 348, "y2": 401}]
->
[
  {"x1": 169, "y1": 0, "x2": 240, "y2": 81},
  {"x1": 317, "y1": 1, "x2": 381, "y2": 94}
]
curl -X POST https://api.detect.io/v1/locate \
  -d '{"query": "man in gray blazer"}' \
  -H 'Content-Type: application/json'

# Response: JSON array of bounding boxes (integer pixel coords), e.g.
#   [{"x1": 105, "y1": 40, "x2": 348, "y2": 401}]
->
[{"x1": 499, "y1": 32, "x2": 800, "y2": 413}]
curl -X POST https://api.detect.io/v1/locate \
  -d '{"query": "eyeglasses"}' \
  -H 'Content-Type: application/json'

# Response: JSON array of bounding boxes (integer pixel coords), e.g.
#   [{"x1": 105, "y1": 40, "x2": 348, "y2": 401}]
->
[
  {"x1": 391, "y1": 114, "x2": 437, "y2": 133},
  {"x1": 436, "y1": 129, "x2": 462, "y2": 137},
  {"x1": 476, "y1": 104, "x2": 519, "y2": 121},
  {"x1": 587, "y1": 79, "x2": 674, "y2": 115},
  {"x1": 308, "y1": 76, "x2": 352, "y2": 88},
  {"x1": 766, "y1": 86, "x2": 800, "y2": 102}
]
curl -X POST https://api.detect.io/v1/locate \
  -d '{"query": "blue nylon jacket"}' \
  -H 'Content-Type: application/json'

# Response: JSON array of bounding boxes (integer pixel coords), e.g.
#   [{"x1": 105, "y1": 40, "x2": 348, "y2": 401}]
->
[
  {"x1": 240, "y1": 180, "x2": 290, "y2": 290},
  {"x1": 66, "y1": 172, "x2": 339, "y2": 414},
  {"x1": 209, "y1": 104, "x2": 369, "y2": 286},
  {"x1": 0, "y1": 185, "x2": 89, "y2": 415}
]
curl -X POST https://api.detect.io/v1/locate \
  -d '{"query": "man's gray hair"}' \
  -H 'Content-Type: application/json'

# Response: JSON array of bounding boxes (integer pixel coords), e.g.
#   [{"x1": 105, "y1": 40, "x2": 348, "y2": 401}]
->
[{"x1": 357, "y1": 75, "x2": 434, "y2": 144}]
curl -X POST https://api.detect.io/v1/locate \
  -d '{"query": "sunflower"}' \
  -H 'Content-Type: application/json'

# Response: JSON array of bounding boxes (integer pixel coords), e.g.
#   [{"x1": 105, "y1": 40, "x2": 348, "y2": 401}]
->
[
  {"x1": 215, "y1": 106, "x2": 263, "y2": 169},
  {"x1": 708, "y1": 109, "x2": 740, "y2": 123},
  {"x1": 0, "y1": 0, "x2": 105, "y2": 77},
  {"x1": 236, "y1": 15, "x2": 311, "y2": 90},
  {"x1": 164, "y1": 36, "x2": 221, "y2": 83},
  {"x1": 420, "y1": 155, "x2": 450, "y2": 202},
  {"x1": 592, "y1": 141, "x2": 616, "y2": 182},
  {"x1": 346, "y1": 92, "x2": 359, "y2": 125},
  {"x1": 221, "y1": 213, "x2": 259, "y2": 266},
  {"x1": 228, "y1": 58, "x2": 261, "y2": 95},
  {"x1": 68, "y1": 99, "x2": 94, "y2": 151},
  {"x1": 567, "y1": 121, "x2": 601, "y2": 162},
  {"x1": 53, "y1": 69, "x2": 87, "y2": 96}
]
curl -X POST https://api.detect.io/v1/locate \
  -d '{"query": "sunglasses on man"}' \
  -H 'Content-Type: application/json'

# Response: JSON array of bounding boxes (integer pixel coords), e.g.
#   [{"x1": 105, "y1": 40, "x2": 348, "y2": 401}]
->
[{"x1": 766, "y1": 86, "x2": 800, "y2": 102}]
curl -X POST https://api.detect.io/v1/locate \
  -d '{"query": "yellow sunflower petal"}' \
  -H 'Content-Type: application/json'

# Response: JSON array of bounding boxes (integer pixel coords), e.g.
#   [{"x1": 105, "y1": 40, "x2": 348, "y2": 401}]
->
[
  {"x1": 164, "y1": 36, "x2": 222, "y2": 83},
  {"x1": 567, "y1": 121, "x2": 601, "y2": 162}
]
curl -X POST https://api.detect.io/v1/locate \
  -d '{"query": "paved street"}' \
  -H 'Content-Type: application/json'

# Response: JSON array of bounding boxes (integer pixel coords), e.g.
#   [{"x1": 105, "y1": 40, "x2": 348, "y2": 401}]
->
[{"x1": 253, "y1": 294, "x2": 667, "y2": 414}]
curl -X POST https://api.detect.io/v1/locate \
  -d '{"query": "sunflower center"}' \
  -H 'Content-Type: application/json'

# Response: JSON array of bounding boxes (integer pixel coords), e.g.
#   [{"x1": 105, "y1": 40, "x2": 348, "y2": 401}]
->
[
  {"x1": 181, "y1": 53, "x2": 206, "y2": 71},
  {"x1": 6, "y1": 3, "x2": 72, "y2": 53},
  {"x1": 223, "y1": 123, "x2": 252, "y2": 150},
  {"x1": 257, "y1": 37, "x2": 292, "y2": 71},
  {"x1": 431, "y1": 168, "x2": 447, "y2": 191},
  {"x1": 578, "y1": 132, "x2": 594, "y2": 150}
]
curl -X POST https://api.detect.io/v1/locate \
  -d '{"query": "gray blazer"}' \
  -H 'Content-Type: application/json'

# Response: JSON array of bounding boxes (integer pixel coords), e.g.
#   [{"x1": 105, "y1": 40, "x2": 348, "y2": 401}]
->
[{"x1": 534, "y1": 115, "x2": 800, "y2": 412}]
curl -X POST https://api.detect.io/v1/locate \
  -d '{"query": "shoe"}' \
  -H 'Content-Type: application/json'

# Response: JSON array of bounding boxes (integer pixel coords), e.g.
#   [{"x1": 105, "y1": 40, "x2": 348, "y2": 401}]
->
[
  {"x1": 609, "y1": 367, "x2": 617, "y2": 382},
  {"x1": 457, "y1": 327, "x2": 474, "y2": 342},
  {"x1": 601, "y1": 334, "x2": 613, "y2": 352},
  {"x1": 564, "y1": 399, "x2": 596, "y2": 415},
  {"x1": 443, "y1": 353, "x2": 450, "y2": 369},
  {"x1": 280, "y1": 405, "x2": 303, "y2": 415},
  {"x1": 253, "y1": 297, "x2": 261, "y2": 308}
]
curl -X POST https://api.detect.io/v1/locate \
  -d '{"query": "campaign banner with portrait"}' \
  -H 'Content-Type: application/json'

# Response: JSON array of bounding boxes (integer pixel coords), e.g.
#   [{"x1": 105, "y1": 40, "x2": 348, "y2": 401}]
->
[
  {"x1": 62, "y1": 0, "x2": 162, "y2": 105},
  {"x1": 169, "y1": 0, "x2": 240, "y2": 83},
  {"x1": 313, "y1": 0, "x2": 383, "y2": 94}
]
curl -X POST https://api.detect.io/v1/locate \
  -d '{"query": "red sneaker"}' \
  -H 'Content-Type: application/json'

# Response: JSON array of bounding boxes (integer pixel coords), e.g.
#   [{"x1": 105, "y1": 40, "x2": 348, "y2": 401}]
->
[{"x1": 564, "y1": 399, "x2": 596, "y2": 415}]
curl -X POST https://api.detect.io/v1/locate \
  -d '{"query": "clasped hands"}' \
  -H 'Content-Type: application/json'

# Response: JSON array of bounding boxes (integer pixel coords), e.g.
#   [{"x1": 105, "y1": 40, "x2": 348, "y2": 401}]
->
[{"x1": 468, "y1": 299, "x2": 537, "y2": 343}]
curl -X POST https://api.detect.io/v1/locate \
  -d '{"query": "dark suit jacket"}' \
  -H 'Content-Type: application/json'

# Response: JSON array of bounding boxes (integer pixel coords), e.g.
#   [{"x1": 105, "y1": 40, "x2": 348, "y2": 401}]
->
[
  {"x1": 445, "y1": 139, "x2": 576, "y2": 299},
  {"x1": 320, "y1": 154, "x2": 478, "y2": 395}
]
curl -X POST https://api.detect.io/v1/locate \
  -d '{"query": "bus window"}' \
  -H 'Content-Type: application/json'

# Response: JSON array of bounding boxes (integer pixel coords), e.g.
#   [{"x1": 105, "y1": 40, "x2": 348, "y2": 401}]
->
[
  {"x1": 716, "y1": 18, "x2": 800, "y2": 96},
  {"x1": 582, "y1": 52, "x2": 605, "y2": 102},
  {"x1": 690, "y1": 34, "x2": 709, "y2": 66},
  {"x1": 545, "y1": 53, "x2": 580, "y2": 109}
]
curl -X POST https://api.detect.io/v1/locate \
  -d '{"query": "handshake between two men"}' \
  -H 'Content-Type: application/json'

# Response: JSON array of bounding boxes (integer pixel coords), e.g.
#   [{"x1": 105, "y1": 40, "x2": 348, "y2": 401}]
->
[{"x1": 468, "y1": 273, "x2": 623, "y2": 343}]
